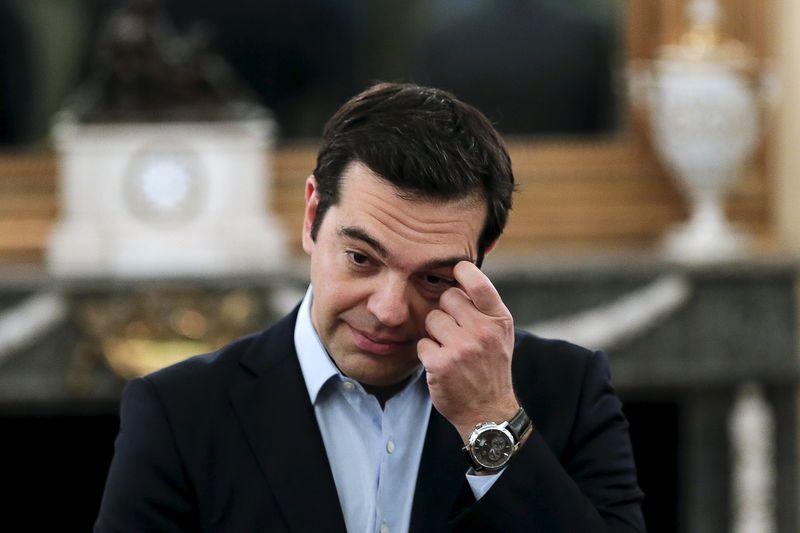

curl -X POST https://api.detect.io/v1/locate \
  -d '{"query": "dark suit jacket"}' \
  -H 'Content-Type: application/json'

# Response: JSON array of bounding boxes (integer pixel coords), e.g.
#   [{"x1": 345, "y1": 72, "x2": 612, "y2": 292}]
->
[{"x1": 95, "y1": 308, "x2": 644, "y2": 532}]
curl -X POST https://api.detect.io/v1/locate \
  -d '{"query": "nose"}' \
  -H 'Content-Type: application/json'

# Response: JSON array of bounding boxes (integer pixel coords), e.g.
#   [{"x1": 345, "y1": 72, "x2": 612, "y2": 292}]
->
[{"x1": 366, "y1": 276, "x2": 411, "y2": 328}]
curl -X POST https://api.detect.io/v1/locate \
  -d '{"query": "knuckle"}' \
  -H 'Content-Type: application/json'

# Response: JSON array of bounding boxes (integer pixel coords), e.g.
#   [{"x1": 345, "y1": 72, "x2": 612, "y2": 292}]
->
[
  {"x1": 496, "y1": 317, "x2": 513, "y2": 335},
  {"x1": 474, "y1": 325, "x2": 496, "y2": 347},
  {"x1": 424, "y1": 309, "x2": 439, "y2": 326},
  {"x1": 439, "y1": 294, "x2": 463, "y2": 318},
  {"x1": 472, "y1": 280, "x2": 493, "y2": 299},
  {"x1": 417, "y1": 337, "x2": 432, "y2": 355},
  {"x1": 425, "y1": 356, "x2": 444, "y2": 374},
  {"x1": 456, "y1": 340, "x2": 481, "y2": 361},
  {"x1": 439, "y1": 287, "x2": 458, "y2": 307},
  {"x1": 448, "y1": 343, "x2": 468, "y2": 362}
]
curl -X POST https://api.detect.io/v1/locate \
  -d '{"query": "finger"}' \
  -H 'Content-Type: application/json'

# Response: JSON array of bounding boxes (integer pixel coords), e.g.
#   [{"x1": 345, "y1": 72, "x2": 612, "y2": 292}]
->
[
  {"x1": 424, "y1": 308, "x2": 461, "y2": 344},
  {"x1": 417, "y1": 336, "x2": 442, "y2": 367},
  {"x1": 437, "y1": 286, "x2": 481, "y2": 327},
  {"x1": 452, "y1": 261, "x2": 507, "y2": 317}
]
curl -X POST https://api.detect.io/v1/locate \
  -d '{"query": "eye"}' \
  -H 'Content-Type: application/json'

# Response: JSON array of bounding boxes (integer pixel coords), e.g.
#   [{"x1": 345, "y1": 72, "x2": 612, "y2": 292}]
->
[
  {"x1": 345, "y1": 251, "x2": 372, "y2": 267},
  {"x1": 421, "y1": 274, "x2": 456, "y2": 289}
]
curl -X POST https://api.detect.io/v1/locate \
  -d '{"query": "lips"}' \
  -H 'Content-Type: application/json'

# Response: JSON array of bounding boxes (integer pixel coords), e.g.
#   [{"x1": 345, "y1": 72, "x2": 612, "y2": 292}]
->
[{"x1": 348, "y1": 325, "x2": 412, "y2": 355}]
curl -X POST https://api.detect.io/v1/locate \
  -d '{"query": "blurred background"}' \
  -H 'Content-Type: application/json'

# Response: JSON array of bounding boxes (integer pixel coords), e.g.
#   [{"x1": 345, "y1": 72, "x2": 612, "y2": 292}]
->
[{"x1": 0, "y1": 0, "x2": 798, "y2": 531}]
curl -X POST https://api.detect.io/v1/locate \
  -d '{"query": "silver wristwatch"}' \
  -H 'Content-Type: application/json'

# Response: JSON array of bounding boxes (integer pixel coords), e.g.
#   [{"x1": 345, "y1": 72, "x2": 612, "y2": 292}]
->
[{"x1": 463, "y1": 407, "x2": 533, "y2": 472}]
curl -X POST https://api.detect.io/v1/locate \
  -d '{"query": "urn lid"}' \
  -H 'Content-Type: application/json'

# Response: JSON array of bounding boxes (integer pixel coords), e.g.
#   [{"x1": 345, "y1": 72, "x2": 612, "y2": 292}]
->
[{"x1": 658, "y1": 0, "x2": 756, "y2": 72}]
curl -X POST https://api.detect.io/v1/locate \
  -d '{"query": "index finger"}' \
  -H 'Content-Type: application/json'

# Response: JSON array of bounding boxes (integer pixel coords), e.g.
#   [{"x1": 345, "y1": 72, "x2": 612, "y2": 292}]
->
[{"x1": 452, "y1": 261, "x2": 506, "y2": 317}]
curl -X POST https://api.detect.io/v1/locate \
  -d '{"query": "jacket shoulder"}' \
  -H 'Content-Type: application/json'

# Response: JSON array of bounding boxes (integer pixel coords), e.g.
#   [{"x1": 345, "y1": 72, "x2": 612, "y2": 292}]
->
[
  {"x1": 141, "y1": 308, "x2": 299, "y2": 399},
  {"x1": 512, "y1": 329, "x2": 599, "y2": 378},
  {"x1": 511, "y1": 330, "x2": 615, "y2": 453}
]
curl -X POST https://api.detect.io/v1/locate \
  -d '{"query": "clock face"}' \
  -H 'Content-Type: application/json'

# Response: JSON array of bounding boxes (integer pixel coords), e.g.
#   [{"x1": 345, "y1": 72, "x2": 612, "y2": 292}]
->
[
  {"x1": 473, "y1": 428, "x2": 513, "y2": 469},
  {"x1": 125, "y1": 148, "x2": 205, "y2": 224}
]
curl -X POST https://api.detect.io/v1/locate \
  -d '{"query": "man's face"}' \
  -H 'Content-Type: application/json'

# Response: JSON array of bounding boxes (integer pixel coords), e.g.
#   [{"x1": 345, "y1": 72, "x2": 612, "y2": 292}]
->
[{"x1": 302, "y1": 161, "x2": 487, "y2": 387}]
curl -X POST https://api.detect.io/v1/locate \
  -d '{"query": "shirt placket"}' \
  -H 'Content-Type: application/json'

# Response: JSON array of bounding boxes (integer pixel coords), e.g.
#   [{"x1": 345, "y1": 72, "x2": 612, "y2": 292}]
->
[
  {"x1": 375, "y1": 404, "x2": 397, "y2": 533},
  {"x1": 338, "y1": 378, "x2": 384, "y2": 531}
]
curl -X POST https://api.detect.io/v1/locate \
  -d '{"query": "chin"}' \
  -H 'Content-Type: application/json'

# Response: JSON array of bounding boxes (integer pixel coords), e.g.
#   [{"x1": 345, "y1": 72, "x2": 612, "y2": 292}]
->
[{"x1": 347, "y1": 359, "x2": 420, "y2": 387}]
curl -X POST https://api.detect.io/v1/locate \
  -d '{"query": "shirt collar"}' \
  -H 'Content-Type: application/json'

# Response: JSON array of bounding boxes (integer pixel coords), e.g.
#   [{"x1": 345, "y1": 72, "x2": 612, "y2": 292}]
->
[{"x1": 294, "y1": 285, "x2": 340, "y2": 404}]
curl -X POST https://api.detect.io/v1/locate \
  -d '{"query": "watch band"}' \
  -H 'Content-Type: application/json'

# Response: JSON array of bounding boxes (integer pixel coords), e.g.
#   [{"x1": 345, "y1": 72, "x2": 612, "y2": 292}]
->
[{"x1": 506, "y1": 407, "x2": 532, "y2": 441}]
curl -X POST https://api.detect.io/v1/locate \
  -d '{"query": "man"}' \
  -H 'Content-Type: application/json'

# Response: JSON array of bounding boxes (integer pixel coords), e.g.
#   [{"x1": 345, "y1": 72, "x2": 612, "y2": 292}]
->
[{"x1": 95, "y1": 83, "x2": 644, "y2": 532}]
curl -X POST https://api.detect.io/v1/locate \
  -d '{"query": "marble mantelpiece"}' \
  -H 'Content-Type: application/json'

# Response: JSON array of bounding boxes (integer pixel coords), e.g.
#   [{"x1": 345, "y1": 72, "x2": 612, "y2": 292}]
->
[{"x1": 0, "y1": 254, "x2": 797, "y2": 533}]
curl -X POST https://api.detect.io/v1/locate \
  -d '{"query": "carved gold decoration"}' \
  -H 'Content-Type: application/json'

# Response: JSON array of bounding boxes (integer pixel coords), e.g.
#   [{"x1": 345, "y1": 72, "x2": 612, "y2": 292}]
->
[{"x1": 75, "y1": 288, "x2": 269, "y2": 378}]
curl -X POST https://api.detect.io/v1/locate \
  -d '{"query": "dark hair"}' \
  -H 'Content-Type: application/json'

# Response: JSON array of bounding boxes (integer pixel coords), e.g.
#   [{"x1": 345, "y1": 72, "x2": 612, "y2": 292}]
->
[{"x1": 312, "y1": 82, "x2": 515, "y2": 266}]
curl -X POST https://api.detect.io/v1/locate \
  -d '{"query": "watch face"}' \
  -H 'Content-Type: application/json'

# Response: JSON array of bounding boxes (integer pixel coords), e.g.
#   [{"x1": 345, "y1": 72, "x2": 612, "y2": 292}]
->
[
  {"x1": 125, "y1": 146, "x2": 205, "y2": 224},
  {"x1": 472, "y1": 427, "x2": 514, "y2": 469}
]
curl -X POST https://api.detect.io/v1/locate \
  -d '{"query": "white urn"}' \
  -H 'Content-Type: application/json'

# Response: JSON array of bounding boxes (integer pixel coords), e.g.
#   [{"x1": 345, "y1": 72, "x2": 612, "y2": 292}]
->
[
  {"x1": 634, "y1": 0, "x2": 763, "y2": 262},
  {"x1": 649, "y1": 60, "x2": 759, "y2": 261}
]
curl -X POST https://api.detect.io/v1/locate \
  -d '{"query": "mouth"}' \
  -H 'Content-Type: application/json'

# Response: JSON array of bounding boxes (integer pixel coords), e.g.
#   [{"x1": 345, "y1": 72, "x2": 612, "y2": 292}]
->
[{"x1": 348, "y1": 325, "x2": 413, "y2": 356}]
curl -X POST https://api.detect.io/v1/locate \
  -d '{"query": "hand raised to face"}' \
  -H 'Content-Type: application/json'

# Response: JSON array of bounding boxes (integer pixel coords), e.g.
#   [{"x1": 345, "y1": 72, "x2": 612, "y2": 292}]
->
[{"x1": 417, "y1": 261, "x2": 520, "y2": 443}]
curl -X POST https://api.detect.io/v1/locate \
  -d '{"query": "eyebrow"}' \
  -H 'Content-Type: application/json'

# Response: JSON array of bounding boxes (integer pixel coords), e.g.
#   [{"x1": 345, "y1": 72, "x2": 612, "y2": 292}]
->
[
  {"x1": 338, "y1": 225, "x2": 475, "y2": 270},
  {"x1": 339, "y1": 226, "x2": 388, "y2": 257}
]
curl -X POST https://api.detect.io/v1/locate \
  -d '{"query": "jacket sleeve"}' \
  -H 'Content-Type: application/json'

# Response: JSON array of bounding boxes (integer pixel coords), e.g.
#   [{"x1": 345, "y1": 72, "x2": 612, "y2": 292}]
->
[
  {"x1": 94, "y1": 378, "x2": 200, "y2": 532},
  {"x1": 450, "y1": 350, "x2": 645, "y2": 532}
]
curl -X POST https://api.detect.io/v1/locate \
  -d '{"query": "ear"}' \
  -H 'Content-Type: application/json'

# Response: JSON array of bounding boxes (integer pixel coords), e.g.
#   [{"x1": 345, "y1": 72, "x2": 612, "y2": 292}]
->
[
  {"x1": 301, "y1": 175, "x2": 320, "y2": 256},
  {"x1": 484, "y1": 240, "x2": 498, "y2": 255}
]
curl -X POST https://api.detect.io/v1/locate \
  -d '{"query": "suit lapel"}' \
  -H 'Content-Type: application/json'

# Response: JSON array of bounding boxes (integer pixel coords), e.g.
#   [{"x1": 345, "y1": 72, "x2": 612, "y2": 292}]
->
[
  {"x1": 229, "y1": 311, "x2": 346, "y2": 533},
  {"x1": 409, "y1": 408, "x2": 470, "y2": 532}
]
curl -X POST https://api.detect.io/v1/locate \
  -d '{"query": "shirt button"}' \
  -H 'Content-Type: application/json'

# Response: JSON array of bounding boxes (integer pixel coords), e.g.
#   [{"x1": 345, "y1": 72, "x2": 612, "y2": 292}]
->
[
  {"x1": 343, "y1": 381, "x2": 355, "y2": 391},
  {"x1": 380, "y1": 524, "x2": 390, "y2": 533},
  {"x1": 386, "y1": 440, "x2": 395, "y2": 454}
]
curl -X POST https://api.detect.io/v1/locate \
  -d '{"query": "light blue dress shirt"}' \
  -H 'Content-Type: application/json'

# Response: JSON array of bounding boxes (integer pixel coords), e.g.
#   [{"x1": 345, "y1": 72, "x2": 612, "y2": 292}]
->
[{"x1": 294, "y1": 287, "x2": 500, "y2": 533}]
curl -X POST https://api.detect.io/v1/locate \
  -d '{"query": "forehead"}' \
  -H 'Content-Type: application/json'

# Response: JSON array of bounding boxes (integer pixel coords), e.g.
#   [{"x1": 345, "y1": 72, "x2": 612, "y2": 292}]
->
[{"x1": 332, "y1": 162, "x2": 486, "y2": 257}]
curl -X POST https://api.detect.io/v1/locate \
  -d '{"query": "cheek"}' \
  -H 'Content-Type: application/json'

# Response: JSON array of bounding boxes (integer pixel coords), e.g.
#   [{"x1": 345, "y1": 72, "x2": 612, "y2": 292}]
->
[
  {"x1": 316, "y1": 274, "x2": 366, "y2": 313},
  {"x1": 409, "y1": 292, "x2": 440, "y2": 327}
]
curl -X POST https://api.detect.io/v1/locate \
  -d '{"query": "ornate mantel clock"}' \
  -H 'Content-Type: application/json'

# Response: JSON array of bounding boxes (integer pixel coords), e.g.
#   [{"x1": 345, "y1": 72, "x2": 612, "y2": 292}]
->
[{"x1": 48, "y1": 117, "x2": 285, "y2": 278}]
